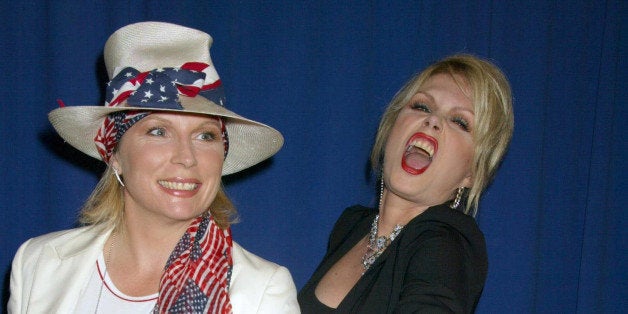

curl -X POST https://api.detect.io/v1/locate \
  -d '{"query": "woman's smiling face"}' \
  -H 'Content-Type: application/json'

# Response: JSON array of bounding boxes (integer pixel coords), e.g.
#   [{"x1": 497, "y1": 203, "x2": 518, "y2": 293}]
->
[
  {"x1": 383, "y1": 73, "x2": 475, "y2": 208},
  {"x1": 110, "y1": 112, "x2": 225, "y2": 225}
]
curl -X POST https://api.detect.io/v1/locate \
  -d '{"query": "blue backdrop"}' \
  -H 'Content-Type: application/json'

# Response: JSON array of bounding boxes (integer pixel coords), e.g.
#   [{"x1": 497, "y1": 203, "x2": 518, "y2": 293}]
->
[{"x1": 0, "y1": 1, "x2": 625, "y2": 313}]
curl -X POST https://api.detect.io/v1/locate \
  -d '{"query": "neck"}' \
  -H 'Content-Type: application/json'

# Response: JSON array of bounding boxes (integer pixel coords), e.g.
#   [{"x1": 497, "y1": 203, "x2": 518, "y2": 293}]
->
[
  {"x1": 113, "y1": 215, "x2": 193, "y2": 272},
  {"x1": 378, "y1": 188, "x2": 429, "y2": 234}
]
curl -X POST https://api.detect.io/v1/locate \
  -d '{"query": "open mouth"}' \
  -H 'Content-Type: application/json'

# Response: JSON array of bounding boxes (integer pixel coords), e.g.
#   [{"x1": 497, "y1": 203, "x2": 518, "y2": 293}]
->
[
  {"x1": 158, "y1": 180, "x2": 199, "y2": 191},
  {"x1": 401, "y1": 133, "x2": 438, "y2": 175}
]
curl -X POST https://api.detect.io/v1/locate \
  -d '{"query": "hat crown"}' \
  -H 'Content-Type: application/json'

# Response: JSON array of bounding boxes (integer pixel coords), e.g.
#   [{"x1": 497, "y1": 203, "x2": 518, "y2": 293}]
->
[{"x1": 104, "y1": 22, "x2": 213, "y2": 79}]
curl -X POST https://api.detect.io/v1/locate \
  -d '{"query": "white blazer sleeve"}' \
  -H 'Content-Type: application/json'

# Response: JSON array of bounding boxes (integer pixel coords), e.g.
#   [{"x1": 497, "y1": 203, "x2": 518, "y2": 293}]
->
[{"x1": 8, "y1": 238, "x2": 33, "y2": 314}]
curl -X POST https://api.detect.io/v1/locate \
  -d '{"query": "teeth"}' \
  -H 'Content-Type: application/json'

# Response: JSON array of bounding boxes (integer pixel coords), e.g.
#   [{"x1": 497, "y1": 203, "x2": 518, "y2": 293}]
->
[
  {"x1": 158, "y1": 181, "x2": 198, "y2": 191},
  {"x1": 407, "y1": 139, "x2": 434, "y2": 158}
]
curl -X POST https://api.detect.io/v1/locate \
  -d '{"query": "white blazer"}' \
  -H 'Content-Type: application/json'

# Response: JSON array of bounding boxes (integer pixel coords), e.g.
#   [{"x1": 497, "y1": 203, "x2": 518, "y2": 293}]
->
[{"x1": 8, "y1": 224, "x2": 300, "y2": 313}]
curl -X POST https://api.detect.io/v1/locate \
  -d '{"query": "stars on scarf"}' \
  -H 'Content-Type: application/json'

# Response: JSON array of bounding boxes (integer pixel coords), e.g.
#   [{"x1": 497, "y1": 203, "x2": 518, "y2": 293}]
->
[
  {"x1": 154, "y1": 215, "x2": 233, "y2": 313},
  {"x1": 170, "y1": 279, "x2": 209, "y2": 313}
]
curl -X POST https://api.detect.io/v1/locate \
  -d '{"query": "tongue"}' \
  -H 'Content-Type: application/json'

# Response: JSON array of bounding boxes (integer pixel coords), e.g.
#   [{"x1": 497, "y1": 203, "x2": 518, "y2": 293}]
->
[{"x1": 403, "y1": 148, "x2": 431, "y2": 172}]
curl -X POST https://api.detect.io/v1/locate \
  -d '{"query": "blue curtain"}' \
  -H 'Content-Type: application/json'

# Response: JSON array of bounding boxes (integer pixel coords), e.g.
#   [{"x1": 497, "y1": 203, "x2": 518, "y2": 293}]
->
[{"x1": 1, "y1": 1, "x2": 625, "y2": 312}]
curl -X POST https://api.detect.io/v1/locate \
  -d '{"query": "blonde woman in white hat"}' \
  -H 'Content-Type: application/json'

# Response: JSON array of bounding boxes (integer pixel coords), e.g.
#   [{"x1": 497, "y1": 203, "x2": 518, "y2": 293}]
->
[{"x1": 8, "y1": 22, "x2": 299, "y2": 314}]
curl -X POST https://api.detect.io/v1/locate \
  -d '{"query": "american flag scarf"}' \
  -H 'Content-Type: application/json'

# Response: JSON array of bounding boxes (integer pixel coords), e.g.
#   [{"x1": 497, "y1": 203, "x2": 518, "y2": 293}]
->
[
  {"x1": 94, "y1": 62, "x2": 229, "y2": 163},
  {"x1": 154, "y1": 214, "x2": 233, "y2": 313}
]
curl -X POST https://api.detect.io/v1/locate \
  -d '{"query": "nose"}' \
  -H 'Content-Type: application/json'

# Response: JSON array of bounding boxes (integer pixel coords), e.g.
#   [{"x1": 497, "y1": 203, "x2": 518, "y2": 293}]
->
[
  {"x1": 423, "y1": 114, "x2": 442, "y2": 131},
  {"x1": 171, "y1": 138, "x2": 197, "y2": 168}
]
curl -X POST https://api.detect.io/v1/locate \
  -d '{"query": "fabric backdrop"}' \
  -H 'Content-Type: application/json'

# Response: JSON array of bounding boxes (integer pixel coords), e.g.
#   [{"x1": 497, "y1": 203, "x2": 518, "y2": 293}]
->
[{"x1": 0, "y1": 1, "x2": 625, "y2": 313}]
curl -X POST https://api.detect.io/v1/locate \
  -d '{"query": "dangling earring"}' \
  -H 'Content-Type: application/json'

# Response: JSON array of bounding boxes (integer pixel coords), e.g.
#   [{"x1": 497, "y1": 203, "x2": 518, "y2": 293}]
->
[
  {"x1": 378, "y1": 177, "x2": 384, "y2": 210},
  {"x1": 113, "y1": 168, "x2": 125, "y2": 187},
  {"x1": 450, "y1": 187, "x2": 464, "y2": 209}
]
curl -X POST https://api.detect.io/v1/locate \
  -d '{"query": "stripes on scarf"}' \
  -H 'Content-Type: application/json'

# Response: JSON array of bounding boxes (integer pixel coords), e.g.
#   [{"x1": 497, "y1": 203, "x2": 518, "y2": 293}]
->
[{"x1": 154, "y1": 215, "x2": 233, "y2": 314}]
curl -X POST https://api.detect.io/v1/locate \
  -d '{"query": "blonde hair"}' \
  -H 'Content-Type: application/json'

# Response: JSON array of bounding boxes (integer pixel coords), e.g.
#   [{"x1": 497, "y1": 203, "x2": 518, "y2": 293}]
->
[
  {"x1": 370, "y1": 54, "x2": 514, "y2": 216},
  {"x1": 79, "y1": 166, "x2": 237, "y2": 230}
]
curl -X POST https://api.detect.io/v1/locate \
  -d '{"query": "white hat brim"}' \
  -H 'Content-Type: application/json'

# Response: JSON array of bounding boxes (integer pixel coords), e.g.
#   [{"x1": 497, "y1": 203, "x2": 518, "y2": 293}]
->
[{"x1": 48, "y1": 96, "x2": 284, "y2": 175}]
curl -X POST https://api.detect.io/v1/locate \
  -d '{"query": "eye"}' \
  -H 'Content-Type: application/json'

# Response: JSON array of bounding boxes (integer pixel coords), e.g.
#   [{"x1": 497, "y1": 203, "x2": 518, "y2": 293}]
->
[
  {"x1": 148, "y1": 127, "x2": 166, "y2": 136},
  {"x1": 411, "y1": 102, "x2": 431, "y2": 113},
  {"x1": 452, "y1": 117, "x2": 470, "y2": 132},
  {"x1": 196, "y1": 131, "x2": 219, "y2": 141}
]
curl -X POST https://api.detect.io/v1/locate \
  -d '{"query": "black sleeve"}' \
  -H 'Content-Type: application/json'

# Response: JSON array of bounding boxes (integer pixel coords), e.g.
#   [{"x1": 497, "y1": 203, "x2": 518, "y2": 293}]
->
[{"x1": 394, "y1": 227, "x2": 474, "y2": 314}]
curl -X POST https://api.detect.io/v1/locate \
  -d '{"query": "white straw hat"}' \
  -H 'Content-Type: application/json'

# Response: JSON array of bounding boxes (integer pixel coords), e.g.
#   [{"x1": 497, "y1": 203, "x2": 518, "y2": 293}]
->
[{"x1": 48, "y1": 21, "x2": 283, "y2": 175}]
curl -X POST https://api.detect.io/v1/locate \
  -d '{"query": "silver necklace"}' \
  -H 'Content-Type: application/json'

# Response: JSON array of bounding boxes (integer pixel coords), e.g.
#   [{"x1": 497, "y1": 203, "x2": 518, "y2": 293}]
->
[
  {"x1": 361, "y1": 215, "x2": 404, "y2": 273},
  {"x1": 95, "y1": 232, "x2": 116, "y2": 314},
  {"x1": 361, "y1": 180, "x2": 404, "y2": 273}
]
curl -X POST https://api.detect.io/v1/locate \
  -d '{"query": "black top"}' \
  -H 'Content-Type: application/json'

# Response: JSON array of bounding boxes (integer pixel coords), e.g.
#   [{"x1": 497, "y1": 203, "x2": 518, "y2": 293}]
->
[{"x1": 298, "y1": 204, "x2": 488, "y2": 313}]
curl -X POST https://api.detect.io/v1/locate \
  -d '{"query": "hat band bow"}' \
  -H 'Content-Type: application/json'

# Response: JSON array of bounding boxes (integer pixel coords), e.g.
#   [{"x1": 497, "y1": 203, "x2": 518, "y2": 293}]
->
[{"x1": 106, "y1": 62, "x2": 225, "y2": 109}]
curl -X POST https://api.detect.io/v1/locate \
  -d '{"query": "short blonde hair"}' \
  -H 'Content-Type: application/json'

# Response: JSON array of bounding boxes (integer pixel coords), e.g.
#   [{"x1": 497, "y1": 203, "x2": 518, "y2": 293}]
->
[
  {"x1": 370, "y1": 54, "x2": 514, "y2": 216},
  {"x1": 79, "y1": 166, "x2": 237, "y2": 230}
]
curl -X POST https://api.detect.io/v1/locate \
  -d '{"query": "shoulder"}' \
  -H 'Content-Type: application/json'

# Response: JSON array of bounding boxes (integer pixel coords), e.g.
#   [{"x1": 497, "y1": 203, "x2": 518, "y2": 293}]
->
[
  {"x1": 336, "y1": 205, "x2": 374, "y2": 225},
  {"x1": 230, "y1": 242, "x2": 299, "y2": 313},
  {"x1": 12, "y1": 225, "x2": 111, "y2": 280},
  {"x1": 14, "y1": 225, "x2": 106, "y2": 261},
  {"x1": 330, "y1": 205, "x2": 375, "y2": 237},
  {"x1": 9, "y1": 225, "x2": 110, "y2": 313},
  {"x1": 407, "y1": 205, "x2": 485, "y2": 248},
  {"x1": 402, "y1": 204, "x2": 488, "y2": 279}
]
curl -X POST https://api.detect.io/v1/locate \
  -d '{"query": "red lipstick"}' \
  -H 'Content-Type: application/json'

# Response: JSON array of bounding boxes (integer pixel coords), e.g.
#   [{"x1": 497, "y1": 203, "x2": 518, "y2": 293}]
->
[{"x1": 401, "y1": 133, "x2": 438, "y2": 175}]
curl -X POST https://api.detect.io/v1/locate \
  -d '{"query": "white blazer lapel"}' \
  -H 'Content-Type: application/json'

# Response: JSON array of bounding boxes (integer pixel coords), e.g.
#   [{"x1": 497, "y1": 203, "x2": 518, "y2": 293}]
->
[{"x1": 25, "y1": 225, "x2": 111, "y2": 313}]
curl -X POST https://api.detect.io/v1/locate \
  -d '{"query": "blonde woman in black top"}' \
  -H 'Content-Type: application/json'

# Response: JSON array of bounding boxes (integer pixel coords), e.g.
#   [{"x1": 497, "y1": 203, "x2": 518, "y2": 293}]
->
[{"x1": 299, "y1": 54, "x2": 514, "y2": 313}]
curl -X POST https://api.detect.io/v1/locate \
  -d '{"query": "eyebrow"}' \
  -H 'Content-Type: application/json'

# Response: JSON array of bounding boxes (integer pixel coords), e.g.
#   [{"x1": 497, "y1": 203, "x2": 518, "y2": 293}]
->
[
  {"x1": 142, "y1": 115, "x2": 222, "y2": 127},
  {"x1": 195, "y1": 120, "x2": 222, "y2": 130},
  {"x1": 413, "y1": 91, "x2": 434, "y2": 102},
  {"x1": 413, "y1": 92, "x2": 475, "y2": 114},
  {"x1": 452, "y1": 106, "x2": 475, "y2": 115}
]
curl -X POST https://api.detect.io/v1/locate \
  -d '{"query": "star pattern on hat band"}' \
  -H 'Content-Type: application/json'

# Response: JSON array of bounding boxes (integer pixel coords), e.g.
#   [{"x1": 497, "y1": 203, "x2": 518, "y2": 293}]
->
[{"x1": 106, "y1": 62, "x2": 223, "y2": 110}]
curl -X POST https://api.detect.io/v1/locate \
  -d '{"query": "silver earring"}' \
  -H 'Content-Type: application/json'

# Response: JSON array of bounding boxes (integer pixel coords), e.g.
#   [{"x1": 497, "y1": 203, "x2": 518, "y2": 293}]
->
[
  {"x1": 113, "y1": 168, "x2": 125, "y2": 187},
  {"x1": 450, "y1": 187, "x2": 464, "y2": 209},
  {"x1": 378, "y1": 177, "x2": 384, "y2": 210}
]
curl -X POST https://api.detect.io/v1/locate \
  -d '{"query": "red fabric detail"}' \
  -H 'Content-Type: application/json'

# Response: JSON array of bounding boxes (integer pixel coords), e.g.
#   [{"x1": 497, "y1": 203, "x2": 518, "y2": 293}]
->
[{"x1": 154, "y1": 215, "x2": 233, "y2": 313}]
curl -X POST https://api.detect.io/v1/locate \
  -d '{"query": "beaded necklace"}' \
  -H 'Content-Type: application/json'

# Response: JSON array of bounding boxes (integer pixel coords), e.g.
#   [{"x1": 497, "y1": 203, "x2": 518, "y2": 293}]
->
[{"x1": 361, "y1": 215, "x2": 404, "y2": 273}]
